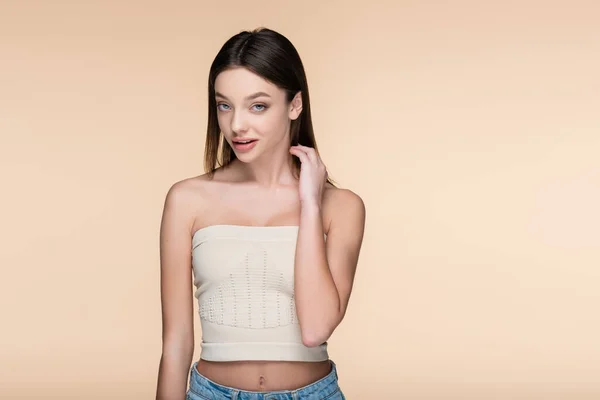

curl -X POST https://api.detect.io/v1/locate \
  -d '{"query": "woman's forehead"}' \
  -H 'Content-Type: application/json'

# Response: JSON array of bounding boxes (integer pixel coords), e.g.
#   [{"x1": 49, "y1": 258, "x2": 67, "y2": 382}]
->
[{"x1": 215, "y1": 68, "x2": 281, "y2": 98}]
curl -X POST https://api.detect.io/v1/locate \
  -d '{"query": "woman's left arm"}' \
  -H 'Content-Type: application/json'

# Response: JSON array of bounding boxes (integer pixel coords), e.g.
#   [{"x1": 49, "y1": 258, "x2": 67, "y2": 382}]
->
[{"x1": 290, "y1": 145, "x2": 366, "y2": 347}]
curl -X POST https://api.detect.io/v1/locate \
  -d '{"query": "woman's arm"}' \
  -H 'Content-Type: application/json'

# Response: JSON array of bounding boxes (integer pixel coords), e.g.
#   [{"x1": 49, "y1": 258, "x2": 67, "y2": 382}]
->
[
  {"x1": 294, "y1": 188, "x2": 365, "y2": 347},
  {"x1": 155, "y1": 182, "x2": 196, "y2": 400},
  {"x1": 290, "y1": 145, "x2": 366, "y2": 347}
]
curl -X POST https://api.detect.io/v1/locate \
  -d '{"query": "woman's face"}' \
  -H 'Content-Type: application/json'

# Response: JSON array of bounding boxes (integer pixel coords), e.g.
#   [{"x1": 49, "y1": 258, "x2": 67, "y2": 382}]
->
[{"x1": 214, "y1": 67, "x2": 301, "y2": 163}]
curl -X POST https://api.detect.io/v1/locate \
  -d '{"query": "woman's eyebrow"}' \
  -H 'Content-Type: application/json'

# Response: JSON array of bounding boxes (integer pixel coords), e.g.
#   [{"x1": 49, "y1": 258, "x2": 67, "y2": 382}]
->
[{"x1": 215, "y1": 91, "x2": 271, "y2": 101}]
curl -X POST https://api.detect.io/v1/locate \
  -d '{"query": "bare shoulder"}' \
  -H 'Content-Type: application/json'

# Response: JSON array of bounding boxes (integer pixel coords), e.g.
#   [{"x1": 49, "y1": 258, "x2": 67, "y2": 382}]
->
[
  {"x1": 165, "y1": 173, "x2": 214, "y2": 197},
  {"x1": 324, "y1": 184, "x2": 365, "y2": 210},
  {"x1": 164, "y1": 173, "x2": 208, "y2": 204},
  {"x1": 323, "y1": 184, "x2": 366, "y2": 232},
  {"x1": 162, "y1": 173, "x2": 218, "y2": 227}
]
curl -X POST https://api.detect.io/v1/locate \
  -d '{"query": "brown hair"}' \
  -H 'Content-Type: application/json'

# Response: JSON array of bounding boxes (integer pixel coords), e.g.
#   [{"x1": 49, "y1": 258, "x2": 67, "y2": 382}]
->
[{"x1": 204, "y1": 27, "x2": 335, "y2": 185}]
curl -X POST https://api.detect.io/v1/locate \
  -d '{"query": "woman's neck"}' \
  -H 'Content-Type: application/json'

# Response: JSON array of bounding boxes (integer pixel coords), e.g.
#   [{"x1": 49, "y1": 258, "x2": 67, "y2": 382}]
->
[{"x1": 231, "y1": 154, "x2": 297, "y2": 188}]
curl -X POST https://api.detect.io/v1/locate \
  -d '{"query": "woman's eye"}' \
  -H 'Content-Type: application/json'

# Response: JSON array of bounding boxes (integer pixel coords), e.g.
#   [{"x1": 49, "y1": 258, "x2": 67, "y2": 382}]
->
[{"x1": 216, "y1": 103, "x2": 267, "y2": 112}]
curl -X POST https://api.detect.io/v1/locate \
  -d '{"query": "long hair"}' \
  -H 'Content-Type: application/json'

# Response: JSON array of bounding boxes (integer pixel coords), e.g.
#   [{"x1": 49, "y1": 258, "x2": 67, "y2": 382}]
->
[{"x1": 204, "y1": 27, "x2": 335, "y2": 185}]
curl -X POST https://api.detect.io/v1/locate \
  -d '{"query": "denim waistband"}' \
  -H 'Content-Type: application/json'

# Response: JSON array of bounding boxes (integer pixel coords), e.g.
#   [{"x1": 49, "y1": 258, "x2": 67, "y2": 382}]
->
[{"x1": 189, "y1": 360, "x2": 339, "y2": 399}]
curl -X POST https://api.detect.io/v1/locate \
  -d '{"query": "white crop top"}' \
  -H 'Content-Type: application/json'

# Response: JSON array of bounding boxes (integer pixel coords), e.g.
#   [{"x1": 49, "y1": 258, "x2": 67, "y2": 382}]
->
[{"x1": 191, "y1": 224, "x2": 329, "y2": 362}]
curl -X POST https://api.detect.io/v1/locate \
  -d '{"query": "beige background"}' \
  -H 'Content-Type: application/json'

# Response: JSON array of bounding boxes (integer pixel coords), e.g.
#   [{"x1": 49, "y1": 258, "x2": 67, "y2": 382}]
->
[{"x1": 1, "y1": 1, "x2": 599, "y2": 399}]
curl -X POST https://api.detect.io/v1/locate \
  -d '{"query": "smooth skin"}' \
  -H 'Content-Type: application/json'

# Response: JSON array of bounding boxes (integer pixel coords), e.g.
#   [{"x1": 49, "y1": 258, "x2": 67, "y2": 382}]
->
[{"x1": 155, "y1": 67, "x2": 365, "y2": 399}]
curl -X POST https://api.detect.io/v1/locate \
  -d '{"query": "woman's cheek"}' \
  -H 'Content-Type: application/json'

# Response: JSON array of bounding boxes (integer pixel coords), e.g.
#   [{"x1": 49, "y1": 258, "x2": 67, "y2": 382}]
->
[
  {"x1": 217, "y1": 114, "x2": 230, "y2": 135},
  {"x1": 261, "y1": 112, "x2": 287, "y2": 138}
]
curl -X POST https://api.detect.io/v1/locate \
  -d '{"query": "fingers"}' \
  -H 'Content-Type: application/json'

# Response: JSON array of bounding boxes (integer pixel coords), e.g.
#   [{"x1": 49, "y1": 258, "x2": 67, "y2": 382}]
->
[
  {"x1": 291, "y1": 145, "x2": 319, "y2": 164},
  {"x1": 289, "y1": 146, "x2": 310, "y2": 164},
  {"x1": 290, "y1": 145, "x2": 328, "y2": 182}
]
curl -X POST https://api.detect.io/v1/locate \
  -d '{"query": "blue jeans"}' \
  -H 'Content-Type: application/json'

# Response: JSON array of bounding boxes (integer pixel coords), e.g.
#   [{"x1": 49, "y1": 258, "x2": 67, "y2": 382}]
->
[{"x1": 186, "y1": 360, "x2": 346, "y2": 400}]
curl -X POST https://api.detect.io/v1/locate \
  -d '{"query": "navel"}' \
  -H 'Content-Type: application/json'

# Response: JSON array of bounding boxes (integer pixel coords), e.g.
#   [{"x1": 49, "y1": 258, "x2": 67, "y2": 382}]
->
[{"x1": 258, "y1": 374, "x2": 266, "y2": 389}]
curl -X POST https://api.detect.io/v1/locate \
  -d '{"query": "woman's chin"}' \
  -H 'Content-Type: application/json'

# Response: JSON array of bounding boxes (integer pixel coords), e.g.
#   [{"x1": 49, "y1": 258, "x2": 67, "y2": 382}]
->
[{"x1": 233, "y1": 151, "x2": 259, "y2": 163}]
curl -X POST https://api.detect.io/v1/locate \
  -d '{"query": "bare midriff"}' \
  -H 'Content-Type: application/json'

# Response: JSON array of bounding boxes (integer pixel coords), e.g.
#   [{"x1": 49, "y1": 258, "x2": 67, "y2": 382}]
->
[{"x1": 194, "y1": 358, "x2": 332, "y2": 391}]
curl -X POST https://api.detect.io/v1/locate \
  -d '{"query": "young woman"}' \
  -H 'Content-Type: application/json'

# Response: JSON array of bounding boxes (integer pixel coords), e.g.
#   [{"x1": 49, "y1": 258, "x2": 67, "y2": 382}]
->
[{"x1": 155, "y1": 27, "x2": 366, "y2": 400}]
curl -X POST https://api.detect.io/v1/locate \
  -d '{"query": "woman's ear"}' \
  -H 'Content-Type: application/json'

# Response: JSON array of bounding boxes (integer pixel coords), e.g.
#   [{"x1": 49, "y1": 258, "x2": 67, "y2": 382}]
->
[{"x1": 288, "y1": 91, "x2": 303, "y2": 120}]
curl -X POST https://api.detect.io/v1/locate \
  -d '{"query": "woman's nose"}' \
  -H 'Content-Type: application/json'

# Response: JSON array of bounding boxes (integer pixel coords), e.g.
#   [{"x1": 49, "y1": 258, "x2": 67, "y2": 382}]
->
[{"x1": 230, "y1": 110, "x2": 248, "y2": 134}]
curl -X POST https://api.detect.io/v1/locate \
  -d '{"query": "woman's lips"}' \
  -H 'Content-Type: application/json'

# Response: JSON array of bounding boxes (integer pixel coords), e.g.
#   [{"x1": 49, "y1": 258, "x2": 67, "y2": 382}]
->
[{"x1": 232, "y1": 139, "x2": 258, "y2": 152}]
